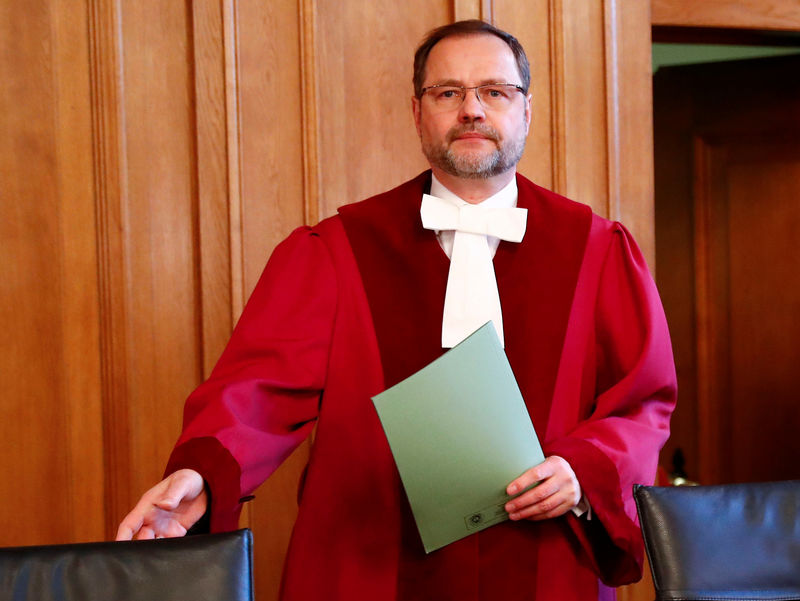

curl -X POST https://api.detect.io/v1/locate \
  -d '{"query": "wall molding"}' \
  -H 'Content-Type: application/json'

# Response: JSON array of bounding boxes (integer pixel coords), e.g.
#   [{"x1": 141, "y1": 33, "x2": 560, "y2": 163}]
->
[
  {"x1": 603, "y1": 0, "x2": 622, "y2": 222},
  {"x1": 652, "y1": 0, "x2": 800, "y2": 31},
  {"x1": 300, "y1": 0, "x2": 320, "y2": 226},
  {"x1": 547, "y1": 0, "x2": 567, "y2": 196},
  {"x1": 192, "y1": 0, "x2": 234, "y2": 377},
  {"x1": 453, "y1": 0, "x2": 492, "y2": 21},
  {"x1": 88, "y1": 0, "x2": 131, "y2": 538},
  {"x1": 223, "y1": 0, "x2": 244, "y2": 319}
]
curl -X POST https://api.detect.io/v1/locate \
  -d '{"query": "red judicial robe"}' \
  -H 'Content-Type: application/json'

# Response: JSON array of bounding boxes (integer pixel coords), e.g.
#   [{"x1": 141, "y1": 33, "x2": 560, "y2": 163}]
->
[{"x1": 166, "y1": 171, "x2": 676, "y2": 601}]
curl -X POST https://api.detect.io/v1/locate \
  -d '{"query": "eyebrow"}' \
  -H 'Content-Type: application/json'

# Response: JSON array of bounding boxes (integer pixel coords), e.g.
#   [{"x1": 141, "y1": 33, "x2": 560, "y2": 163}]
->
[{"x1": 426, "y1": 78, "x2": 519, "y2": 87}]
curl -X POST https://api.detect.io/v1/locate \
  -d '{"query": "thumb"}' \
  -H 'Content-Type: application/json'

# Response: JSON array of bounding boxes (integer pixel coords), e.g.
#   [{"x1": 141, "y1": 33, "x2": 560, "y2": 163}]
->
[
  {"x1": 155, "y1": 469, "x2": 205, "y2": 510},
  {"x1": 154, "y1": 475, "x2": 192, "y2": 511}
]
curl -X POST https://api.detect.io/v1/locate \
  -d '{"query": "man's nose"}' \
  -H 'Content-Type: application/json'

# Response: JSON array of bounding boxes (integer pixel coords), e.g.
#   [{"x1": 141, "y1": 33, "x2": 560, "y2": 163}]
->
[{"x1": 458, "y1": 89, "x2": 485, "y2": 122}]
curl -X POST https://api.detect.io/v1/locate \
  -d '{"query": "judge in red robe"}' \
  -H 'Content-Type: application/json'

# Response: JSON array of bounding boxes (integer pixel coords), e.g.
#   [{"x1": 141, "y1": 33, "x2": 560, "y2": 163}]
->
[
  {"x1": 162, "y1": 169, "x2": 675, "y2": 601},
  {"x1": 117, "y1": 20, "x2": 676, "y2": 601}
]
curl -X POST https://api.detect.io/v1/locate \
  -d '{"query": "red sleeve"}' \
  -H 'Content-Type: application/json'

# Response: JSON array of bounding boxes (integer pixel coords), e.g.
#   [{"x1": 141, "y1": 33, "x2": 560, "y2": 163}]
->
[
  {"x1": 165, "y1": 226, "x2": 337, "y2": 531},
  {"x1": 545, "y1": 222, "x2": 677, "y2": 585}
]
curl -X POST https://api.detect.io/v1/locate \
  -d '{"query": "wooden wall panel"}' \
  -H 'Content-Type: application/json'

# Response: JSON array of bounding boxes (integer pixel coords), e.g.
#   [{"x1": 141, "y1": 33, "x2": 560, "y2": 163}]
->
[
  {"x1": 454, "y1": 0, "x2": 492, "y2": 21},
  {"x1": 315, "y1": 1, "x2": 445, "y2": 218},
  {"x1": 192, "y1": 0, "x2": 235, "y2": 375},
  {"x1": 494, "y1": 0, "x2": 555, "y2": 190},
  {"x1": 653, "y1": 0, "x2": 800, "y2": 31},
  {"x1": 236, "y1": 0, "x2": 307, "y2": 293},
  {"x1": 556, "y1": 0, "x2": 609, "y2": 215},
  {"x1": 104, "y1": 0, "x2": 202, "y2": 525},
  {"x1": 0, "y1": 0, "x2": 104, "y2": 545},
  {"x1": 52, "y1": 0, "x2": 107, "y2": 547},
  {"x1": 496, "y1": 0, "x2": 654, "y2": 262},
  {"x1": 605, "y1": 0, "x2": 655, "y2": 262},
  {"x1": 229, "y1": 2, "x2": 308, "y2": 598}
]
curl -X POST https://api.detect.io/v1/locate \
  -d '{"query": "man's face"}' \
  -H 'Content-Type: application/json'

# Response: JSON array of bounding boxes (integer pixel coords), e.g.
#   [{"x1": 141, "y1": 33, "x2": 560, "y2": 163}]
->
[{"x1": 412, "y1": 34, "x2": 532, "y2": 180}]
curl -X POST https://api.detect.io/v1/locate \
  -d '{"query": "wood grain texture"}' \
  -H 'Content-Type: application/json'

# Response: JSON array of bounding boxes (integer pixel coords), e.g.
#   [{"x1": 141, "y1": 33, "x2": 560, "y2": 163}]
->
[
  {"x1": 116, "y1": 0, "x2": 202, "y2": 521},
  {"x1": 315, "y1": 2, "x2": 443, "y2": 218},
  {"x1": 724, "y1": 140, "x2": 800, "y2": 483},
  {"x1": 693, "y1": 137, "x2": 729, "y2": 486},
  {"x1": 231, "y1": 3, "x2": 307, "y2": 600},
  {"x1": 0, "y1": 0, "x2": 104, "y2": 546},
  {"x1": 54, "y1": 0, "x2": 106, "y2": 545},
  {"x1": 453, "y1": 0, "x2": 493, "y2": 21},
  {"x1": 493, "y1": 0, "x2": 554, "y2": 190},
  {"x1": 604, "y1": 0, "x2": 654, "y2": 264},
  {"x1": 89, "y1": 0, "x2": 134, "y2": 540},
  {"x1": 193, "y1": 0, "x2": 234, "y2": 377},
  {"x1": 300, "y1": 0, "x2": 321, "y2": 227},
  {"x1": 652, "y1": 0, "x2": 800, "y2": 31},
  {"x1": 235, "y1": 0, "x2": 305, "y2": 293}
]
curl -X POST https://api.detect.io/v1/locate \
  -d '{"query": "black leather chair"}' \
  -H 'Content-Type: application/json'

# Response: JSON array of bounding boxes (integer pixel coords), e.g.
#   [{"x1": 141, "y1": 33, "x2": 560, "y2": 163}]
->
[
  {"x1": 634, "y1": 482, "x2": 800, "y2": 601},
  {"x1": 0, "y1": 529, "x2": 252, "y2": 601}
]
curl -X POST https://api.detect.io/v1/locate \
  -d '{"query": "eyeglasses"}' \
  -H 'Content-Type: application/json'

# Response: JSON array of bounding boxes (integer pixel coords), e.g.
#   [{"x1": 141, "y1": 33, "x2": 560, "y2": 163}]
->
[{"x1": 419, "y1": 83, "x2": 526, "y2": 111}]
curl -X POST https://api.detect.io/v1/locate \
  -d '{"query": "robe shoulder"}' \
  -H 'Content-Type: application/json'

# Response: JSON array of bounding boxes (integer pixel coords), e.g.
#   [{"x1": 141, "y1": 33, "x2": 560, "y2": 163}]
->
[
  {"x1": 165, "y1": 224, "x2": 342, "y2": 531},
  {"x1": 545, "y1": 214, "x2": 677, "y2": 586}
]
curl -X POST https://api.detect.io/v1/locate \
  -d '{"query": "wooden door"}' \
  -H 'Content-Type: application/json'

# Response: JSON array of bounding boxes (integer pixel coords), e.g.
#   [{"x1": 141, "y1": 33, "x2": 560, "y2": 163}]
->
[{"x1": 654, "y1": 54, "x2": 800, "y2": 485}]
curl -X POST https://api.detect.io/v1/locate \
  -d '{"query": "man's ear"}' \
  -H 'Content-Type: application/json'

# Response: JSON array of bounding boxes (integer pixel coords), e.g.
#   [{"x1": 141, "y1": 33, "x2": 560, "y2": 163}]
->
[
  {"x1": 524, "y1": 93, "x2": 532, "y2": 133},
  {"x1": 412, "y1": 96, "x2": 422, "y2": 137}
]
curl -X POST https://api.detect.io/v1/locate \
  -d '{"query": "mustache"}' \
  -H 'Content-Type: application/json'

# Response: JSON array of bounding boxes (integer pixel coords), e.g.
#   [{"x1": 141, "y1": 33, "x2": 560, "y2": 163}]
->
[{"x1": 446, "y1": 123, "x2": 500, "y2": 143}]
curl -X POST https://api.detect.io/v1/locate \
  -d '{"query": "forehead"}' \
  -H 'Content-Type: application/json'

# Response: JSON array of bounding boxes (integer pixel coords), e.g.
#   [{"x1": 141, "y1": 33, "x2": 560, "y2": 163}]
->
[{"x1": 423, "y1": 34, "x2": 521, "y2": 86}]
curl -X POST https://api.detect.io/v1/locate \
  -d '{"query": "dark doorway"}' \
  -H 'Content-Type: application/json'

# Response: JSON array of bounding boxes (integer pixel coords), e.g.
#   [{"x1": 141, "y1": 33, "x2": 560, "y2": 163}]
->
[{"x1": 653, "y1": 38, "x2": 800, "y2": 485}]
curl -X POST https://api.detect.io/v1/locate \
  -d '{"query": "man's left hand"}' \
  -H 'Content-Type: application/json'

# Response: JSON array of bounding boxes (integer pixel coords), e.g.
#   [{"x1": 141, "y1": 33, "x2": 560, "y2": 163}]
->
[{"x1": 504, "y1": 455, "x2": 581, "y2": 521}]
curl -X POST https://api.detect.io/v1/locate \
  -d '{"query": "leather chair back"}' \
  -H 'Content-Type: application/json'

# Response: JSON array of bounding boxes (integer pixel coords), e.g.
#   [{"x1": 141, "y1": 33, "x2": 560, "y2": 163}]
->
[
  {"x1": 634, "y1": 482, "x2": 800, "y2": 601},
  {"x1": 0, "y1": 529, "x2": 253, "y2": 601}
]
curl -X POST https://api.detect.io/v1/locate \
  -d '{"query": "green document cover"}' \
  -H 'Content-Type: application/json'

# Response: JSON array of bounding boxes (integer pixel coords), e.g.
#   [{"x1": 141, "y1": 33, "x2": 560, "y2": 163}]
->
[{"x1": 371, "y1": 322, "x2": 545, "y2": 553}]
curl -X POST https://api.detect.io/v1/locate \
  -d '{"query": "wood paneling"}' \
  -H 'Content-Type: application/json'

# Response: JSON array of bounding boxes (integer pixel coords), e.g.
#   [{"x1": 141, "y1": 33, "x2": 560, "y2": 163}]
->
[
  {"x1": 653, "y1": 0, "x2": 800, "y2": 31},
  {"x1": 1, "y1": 0, "x2": 668, "y2": 598},
  {"x1": 192, "y1": 0, "x2": 235, "y2": 374},
  {"x1": 558, "y1": 0, "x2": 609, "y2": 214},
  {"x1": 723, "y1": 141, "x2": 800, "y2": 483},
  {"x1": 494, "y1": 0, "x2": 554, "y2": 189},
  {"x1": 605, "y1": 0, "x2": 655, "y2": 262},
  {"x1": 315, "y1": 2, "x2": 442, "y2": 218},
  {"x1": 229, "y1": 3, "x2": 307, "y2": 598},
  {"x1": 53, "y1": 0, "x2": 107, "y2": 546},
  {"x1": 454, "y1": 0, "x2": 493, "y2": 21},
  {"x1": 497, "y1": 0, "x2": 654, "y2": 261},
  {"x1": 115, "y1": 0, "x2": 202, "y2": 523},
  {"x1": 0, "y1": 0, "x2": 104, "y2": 546},
  {"x1": 90, "y1": 0, "x2": 133, "y2": 538},
  {"x1": 236, "y1": 0, "x2": 306, "y2": 290}
]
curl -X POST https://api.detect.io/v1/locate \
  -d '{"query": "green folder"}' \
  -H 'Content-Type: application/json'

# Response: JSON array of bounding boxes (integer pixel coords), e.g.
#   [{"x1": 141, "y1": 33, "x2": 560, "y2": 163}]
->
[{"x1": 371, "y1": 322, "x2": 545, "y2": 553}]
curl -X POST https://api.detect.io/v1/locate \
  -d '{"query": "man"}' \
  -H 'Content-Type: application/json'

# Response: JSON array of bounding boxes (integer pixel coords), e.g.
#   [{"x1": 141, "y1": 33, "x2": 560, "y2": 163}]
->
[{"x1": 117, "y1": 20, "x2": 676, "y2": 601}]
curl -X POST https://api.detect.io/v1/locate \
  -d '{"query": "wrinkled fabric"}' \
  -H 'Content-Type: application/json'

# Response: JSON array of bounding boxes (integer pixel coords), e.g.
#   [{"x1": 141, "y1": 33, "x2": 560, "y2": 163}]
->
[{"x1": 166, "y1": 172, "x2": 677, "y2": 601}]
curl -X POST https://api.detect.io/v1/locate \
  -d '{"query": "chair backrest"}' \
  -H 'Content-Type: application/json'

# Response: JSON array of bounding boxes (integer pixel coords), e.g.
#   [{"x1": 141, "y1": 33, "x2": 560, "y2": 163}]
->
[
  {"x1": 633, "y1": 482, "x2": 800, "y2": 601},
  {"x1": 0, "y1": 529, "x2": 253, "y2": 601}
]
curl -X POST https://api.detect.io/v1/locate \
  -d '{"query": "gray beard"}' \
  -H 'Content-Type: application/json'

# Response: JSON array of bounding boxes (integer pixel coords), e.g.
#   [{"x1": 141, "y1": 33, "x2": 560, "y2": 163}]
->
[{"x1": 422, "y1": 124, "x2": 527, "y2": 180}]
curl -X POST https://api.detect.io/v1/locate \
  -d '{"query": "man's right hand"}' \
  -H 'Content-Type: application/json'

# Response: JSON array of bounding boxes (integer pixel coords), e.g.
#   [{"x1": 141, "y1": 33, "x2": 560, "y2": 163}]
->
[{"x1": 115, "y1": 468, "x2": 208, "y2": 541}]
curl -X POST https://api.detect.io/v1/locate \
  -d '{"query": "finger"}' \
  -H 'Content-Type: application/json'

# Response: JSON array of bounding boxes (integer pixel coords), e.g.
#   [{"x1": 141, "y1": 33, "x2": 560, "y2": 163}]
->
[
  {"x1": 116, "y1": 509, "x2": 145, "y2": 541},
  {"x1": 507, "y1": 467, "x2": 541, "y2": 496},
  {"x1": 507, "y1": 485, "x2": 573, "y2": 520},
  {"x1": 133, "y1": 526, "x2": 157, "y2": 541},
  {"x1": 505, "y1": 479, "x2": 559, "y2": 515},
  {"x1": 506, "y1": 458, "x2": 556, "y2": 496},
  {"x1": 115, "y1": 522, "x2": 136, "y2": 541},
  {"x1": 512, "y1": 498, "x2": 573, "y2": 521},
  {"x1": 155, "y1": 470, "x2": 203, "y2": 511},
  {"x1": 162, "y1": 521, "x2": 188, "y2": 538}
]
